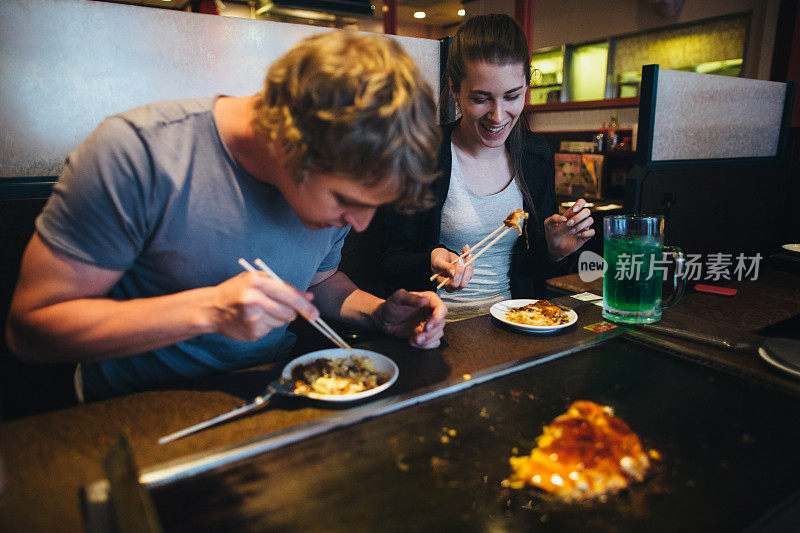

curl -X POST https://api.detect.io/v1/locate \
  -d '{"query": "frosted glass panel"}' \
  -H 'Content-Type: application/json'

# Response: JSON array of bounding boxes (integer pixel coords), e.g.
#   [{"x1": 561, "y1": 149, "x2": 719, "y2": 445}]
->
[
  {"x1": 651, "y1": 69, "x2": 786, "y2": 161},
  {"x1": 568, "y1": 42, "x2": 608, "y2": 102},
  {"x1": 0, "y1": 0, "x2": 440, "y2": 177},
  {"x1": 614, "y1": 16, "x2": 747, "y2": 76},
  {"x1": 530, "y1": 48, "x2": 563, "y2": 105}
]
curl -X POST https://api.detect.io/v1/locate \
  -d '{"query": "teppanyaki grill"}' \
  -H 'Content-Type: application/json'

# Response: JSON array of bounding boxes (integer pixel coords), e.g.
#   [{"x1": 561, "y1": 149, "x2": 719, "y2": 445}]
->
[{"x1": 85, "y1": 333, "x2": 800, "y2": 532}]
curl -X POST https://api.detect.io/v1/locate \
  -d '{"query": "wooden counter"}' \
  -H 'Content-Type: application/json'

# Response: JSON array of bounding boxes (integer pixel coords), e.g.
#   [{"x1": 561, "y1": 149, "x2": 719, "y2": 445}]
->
[{"x1": 1, "y1": 269, "x2": 799, "y2": 531}]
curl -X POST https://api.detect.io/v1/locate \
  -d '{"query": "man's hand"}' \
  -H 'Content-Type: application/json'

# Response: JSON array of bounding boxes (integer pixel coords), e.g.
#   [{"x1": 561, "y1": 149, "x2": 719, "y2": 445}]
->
[
  {"x1": 209, "y1": 271, "x2": 318, "y2": 341},
  {"x1": 374, "y1": 289, "x2": 447, "y2": 349}
]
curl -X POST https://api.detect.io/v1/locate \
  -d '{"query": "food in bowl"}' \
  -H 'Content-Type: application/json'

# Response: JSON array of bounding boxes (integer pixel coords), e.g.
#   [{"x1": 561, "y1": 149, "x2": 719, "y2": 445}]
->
[
  {"x1": 505, "y1": 300, "x2": 571, "y2": 327},
  {"x1": 503, "y1": 400, "x2": 659, "y2": 502},
  {"x1": 291, "y1": 355, "x2": 390, "y2": 396}
]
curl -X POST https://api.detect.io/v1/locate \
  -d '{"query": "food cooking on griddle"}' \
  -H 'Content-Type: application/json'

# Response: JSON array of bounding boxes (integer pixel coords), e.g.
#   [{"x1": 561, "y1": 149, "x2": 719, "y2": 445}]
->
[
  {"x1": 503, "y1": 209, "x2": 529, "y2": 235},
  {"x1": 505, "y1": 300, "x2": 571, "y2": 327},
  {"x1": 503, "y1": 400, "x2": 659, "y2": 502},
  {"x1": 291, "y1": 355, "x2": 389, "y2": 396}
]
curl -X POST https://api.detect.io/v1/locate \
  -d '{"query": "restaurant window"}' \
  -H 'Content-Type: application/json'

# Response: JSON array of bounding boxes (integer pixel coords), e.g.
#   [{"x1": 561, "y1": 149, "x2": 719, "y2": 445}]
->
[
  {"x1": 529, "y1": 13, "x2": 750, "y2": 104},
  {"x1": 567, "y1": 41, "x2": 609, "y2": 102},
  {"x1": 530, "y1": 48, "x2": 564, "y2": 104},
  {"x1": 612, "y1": 14, "x2": 749, "y2": 98}
]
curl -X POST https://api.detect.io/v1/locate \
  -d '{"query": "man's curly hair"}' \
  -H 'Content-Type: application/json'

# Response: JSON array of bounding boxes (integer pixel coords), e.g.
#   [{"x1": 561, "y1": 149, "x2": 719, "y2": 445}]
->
[{"x1": 252, "y1": 31, "x2": 441, "y2": 213}]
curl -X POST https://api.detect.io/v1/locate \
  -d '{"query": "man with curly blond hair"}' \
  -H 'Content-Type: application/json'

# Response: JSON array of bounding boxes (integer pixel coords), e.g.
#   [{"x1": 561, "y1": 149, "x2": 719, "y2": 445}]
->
[{"x1": 7, "y1": 31, "x2": 446, "y2": 400}]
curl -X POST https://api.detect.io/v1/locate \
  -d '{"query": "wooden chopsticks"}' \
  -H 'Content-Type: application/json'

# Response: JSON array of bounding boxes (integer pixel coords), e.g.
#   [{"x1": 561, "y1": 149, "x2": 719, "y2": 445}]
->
[
  {"x1": 428, "y1": 223, "x2": 505, "y2": 282},
  {"x1": 430, "y1": 224, "x2": 513, "y2": 290},
  {"x1": 238, "y1": 258, "x2": 355, "y2": 354}
]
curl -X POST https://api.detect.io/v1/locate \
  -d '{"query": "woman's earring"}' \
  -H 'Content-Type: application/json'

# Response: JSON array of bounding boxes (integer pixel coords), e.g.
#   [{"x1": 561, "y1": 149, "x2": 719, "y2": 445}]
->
[{"x1": 454, "y1": 99, "x2": 461, "y2": 117}]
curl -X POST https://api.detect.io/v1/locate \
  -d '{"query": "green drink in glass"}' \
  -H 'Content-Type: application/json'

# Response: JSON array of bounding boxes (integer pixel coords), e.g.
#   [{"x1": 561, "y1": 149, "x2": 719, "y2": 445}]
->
[{"x1": 602, "y1": 215, "x2": 685, "y2": 324}]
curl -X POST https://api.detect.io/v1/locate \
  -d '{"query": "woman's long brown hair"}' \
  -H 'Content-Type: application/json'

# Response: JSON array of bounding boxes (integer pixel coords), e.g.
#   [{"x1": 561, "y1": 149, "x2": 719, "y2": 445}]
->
[{"x1": 445, "y1": 14, "x2": 537, "y2": 228}]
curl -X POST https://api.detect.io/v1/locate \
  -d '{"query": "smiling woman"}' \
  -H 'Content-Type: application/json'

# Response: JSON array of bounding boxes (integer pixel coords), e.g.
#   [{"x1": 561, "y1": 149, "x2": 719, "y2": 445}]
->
[{"x1": 379, "y1": 13, "x2": 596, "y2": 321}]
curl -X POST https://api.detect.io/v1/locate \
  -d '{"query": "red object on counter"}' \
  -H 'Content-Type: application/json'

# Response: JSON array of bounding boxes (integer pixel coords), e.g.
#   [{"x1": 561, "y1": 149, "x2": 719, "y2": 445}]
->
[{"x1": 695, "y1": 284, "x2": 738, "y2": 296}]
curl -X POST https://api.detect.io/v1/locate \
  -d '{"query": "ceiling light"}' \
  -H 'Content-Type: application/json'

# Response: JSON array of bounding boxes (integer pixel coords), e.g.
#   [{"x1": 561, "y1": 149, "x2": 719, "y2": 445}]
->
[
  {"x1": 458, "y1": 9, "x2": 465, "y2": 16},
  {"x1": 413, "y1": 11, "x2": 426, "y2": 19}
]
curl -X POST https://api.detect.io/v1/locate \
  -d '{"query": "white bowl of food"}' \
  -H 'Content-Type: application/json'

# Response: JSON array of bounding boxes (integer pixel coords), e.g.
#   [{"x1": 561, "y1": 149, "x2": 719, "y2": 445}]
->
[{"x1": 282, "y1": 348, "x2": 399, "y2": 402}]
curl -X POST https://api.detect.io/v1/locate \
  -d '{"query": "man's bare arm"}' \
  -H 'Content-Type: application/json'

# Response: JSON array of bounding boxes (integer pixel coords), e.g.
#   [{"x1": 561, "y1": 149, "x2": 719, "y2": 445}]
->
[
  {"x1": 307, "y1": 268, "x2": 382, "y2": 329},
  {"x1": 6, "y1": 233, "x2": 317, "y2": 363}
]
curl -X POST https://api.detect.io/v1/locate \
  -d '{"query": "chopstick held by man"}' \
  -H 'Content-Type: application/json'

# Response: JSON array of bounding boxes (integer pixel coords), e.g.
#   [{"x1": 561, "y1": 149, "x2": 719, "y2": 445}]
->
[{"x1": 6, "y1": 32, "x2": 446, "y2": 400}]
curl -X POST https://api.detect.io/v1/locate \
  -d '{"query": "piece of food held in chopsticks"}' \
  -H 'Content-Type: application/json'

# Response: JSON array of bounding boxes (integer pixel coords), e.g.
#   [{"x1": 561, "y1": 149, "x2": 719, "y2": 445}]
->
[
  {"x1": 502, "y1": 400, "x2": 660, "y2": 502},
  {"x1": 432, "y1": 209, "x2": 529, "y2": 289},
  {"x1": 503, "y1": 208, "x2": 529, "y2": 235}
]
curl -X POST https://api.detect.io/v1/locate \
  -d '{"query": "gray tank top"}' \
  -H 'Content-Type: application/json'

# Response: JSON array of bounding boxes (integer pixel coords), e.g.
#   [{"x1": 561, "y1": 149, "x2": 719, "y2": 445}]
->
[{"x1": 439, "y1": 143, "x2": 523, "y2": 321}]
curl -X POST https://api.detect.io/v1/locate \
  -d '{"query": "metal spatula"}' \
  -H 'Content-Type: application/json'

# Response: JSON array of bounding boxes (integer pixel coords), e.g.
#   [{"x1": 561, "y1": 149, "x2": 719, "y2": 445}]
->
[
  {"x1": 640, "y1": 323, "x2": 800, "y2": 378},
  {"x1": 758, "y1": 338, "x2": 800, "y2": 378},
  {"x1": 157, "y1": 379, "x2": 301, "y2": 445}
]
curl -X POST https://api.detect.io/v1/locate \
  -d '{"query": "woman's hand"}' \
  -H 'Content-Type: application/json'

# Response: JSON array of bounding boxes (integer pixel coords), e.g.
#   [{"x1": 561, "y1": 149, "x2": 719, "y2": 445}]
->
[
  {"x1": 543, "y1": 198, "x2": 595, "y2": 260},
  {"x1": 431, "y1": 245, "x2": 474, "y2": 292}
]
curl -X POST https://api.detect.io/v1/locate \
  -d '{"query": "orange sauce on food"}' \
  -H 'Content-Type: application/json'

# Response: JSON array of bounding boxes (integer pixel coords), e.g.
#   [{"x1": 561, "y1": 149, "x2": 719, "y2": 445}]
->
[{"x1": 504, "y1": 401, "x2": 657, "y2": 501}]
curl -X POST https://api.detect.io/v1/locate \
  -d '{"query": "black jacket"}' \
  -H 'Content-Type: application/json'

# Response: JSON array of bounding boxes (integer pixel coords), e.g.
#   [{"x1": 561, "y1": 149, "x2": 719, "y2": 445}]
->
[{"x1": 378, "y1": 122, "x2": 561, "y2": 298}]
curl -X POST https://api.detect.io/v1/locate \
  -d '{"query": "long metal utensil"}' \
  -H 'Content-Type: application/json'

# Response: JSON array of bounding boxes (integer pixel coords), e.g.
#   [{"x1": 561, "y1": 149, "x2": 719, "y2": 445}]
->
[
  {"x1": 638, "y1": 323, "x2": 752, "y2": 350},
  {"x1": 639, "y1": 323, "x2": 800, "y2": 379},
  {"x1": 158, "y1": 380, "x2": 298, "y2": 445}
]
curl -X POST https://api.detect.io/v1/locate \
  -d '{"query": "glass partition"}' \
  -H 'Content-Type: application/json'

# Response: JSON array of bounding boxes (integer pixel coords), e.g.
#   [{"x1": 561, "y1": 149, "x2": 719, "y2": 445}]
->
[
  {"x1": 530, "y1": 47, "x2": 564, "y2": 104},
  {"x1": 567, "y1": 41, "x2": 609, "y2": 102},
  {"x1": 529, "y1": 13, "x2": 750, "y2": 104},
  {"x1": 612, "y1": 14, "x2": 748, "y2": 98}
]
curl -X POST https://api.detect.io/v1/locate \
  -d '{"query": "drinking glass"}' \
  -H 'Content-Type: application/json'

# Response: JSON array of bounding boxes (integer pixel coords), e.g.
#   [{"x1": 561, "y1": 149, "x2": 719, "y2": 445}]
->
[{"x1": 602, "y1": 215, "x2": 685, "y2": 324}]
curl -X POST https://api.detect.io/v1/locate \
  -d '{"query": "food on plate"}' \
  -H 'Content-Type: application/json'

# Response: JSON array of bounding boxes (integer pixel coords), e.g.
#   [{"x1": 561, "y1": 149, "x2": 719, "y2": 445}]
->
[
  {"x1": 504, "y1": 209, "x2": 529, "y2": 235},
  {"x1": 291, "y1": 355, "x2": 389, "y2": 395},
  {"x1": 505, "y1": 300, "x2": 571, "y2": 327},
  {"x1": 503, "y1": 400, "x2": 658, "y2": 502}
]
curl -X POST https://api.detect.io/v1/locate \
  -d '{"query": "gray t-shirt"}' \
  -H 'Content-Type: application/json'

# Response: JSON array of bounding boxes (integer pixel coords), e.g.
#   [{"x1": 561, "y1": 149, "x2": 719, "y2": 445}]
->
[
  {"x1": 36, "y1": 97, "x2": 349, "y2": 397},
  {"x1": 438, "y1": 143, "x2": 522, "y2": 321}
]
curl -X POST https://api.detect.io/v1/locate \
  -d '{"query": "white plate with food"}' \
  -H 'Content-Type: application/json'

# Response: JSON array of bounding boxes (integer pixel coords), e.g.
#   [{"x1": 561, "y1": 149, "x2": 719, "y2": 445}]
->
[
  {"x1": 490, "y1": 299, "x2": 578, "y2": 332},
  {"x1": 282, "y1": 348, "x2": 399, "y2": 402},
  {"x1": 158, "y1": 348, "x2": 398, "y2": 443},
  {"x1": 782, "y1": 243, "x2": 800, "y2": 254}
]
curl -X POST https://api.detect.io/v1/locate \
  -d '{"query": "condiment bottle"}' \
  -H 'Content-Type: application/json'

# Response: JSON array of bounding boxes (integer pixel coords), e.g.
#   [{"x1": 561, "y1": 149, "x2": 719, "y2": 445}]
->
[
  {"x1": 596, "y1": 123, "x2": 606, "y2": 153},
  {"x1": 607, "y1": 113, "x2": 619, "y2": 151}
]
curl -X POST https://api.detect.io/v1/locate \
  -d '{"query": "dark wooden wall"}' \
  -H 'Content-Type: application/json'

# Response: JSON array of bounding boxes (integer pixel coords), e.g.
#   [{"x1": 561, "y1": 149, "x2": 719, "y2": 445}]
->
[{"x1": 0, "y1": 197, "x2": 78, "y2": 420}]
